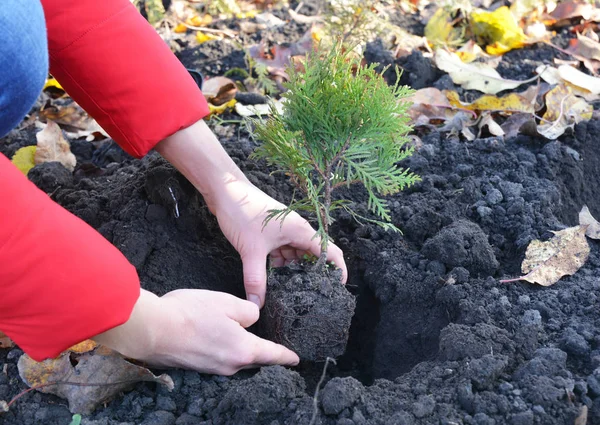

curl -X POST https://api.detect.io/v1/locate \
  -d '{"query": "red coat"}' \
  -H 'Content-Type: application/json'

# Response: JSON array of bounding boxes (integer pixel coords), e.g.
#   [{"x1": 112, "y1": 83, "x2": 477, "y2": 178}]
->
[{"x1": 0, "y1": 0, "x2": 210, "y2": 360}]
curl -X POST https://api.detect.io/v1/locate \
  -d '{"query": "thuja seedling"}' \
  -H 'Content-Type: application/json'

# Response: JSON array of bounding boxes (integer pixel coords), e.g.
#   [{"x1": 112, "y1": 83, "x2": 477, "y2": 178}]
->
[{"x1": 252, "y1": 44, "x2": 420, "y2": 267}]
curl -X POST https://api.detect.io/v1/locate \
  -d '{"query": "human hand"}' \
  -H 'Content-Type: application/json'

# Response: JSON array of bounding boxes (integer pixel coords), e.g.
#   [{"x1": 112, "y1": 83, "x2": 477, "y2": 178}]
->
[
  {"x1": 213, "y1": 179, "x2": 348, "y2": 307},
  {"x1": 155, "y1": 120, "x2": 348, "y2": 308},
  {"x1": 94, "y1": 289, "x2": 299, "y2": 375}
]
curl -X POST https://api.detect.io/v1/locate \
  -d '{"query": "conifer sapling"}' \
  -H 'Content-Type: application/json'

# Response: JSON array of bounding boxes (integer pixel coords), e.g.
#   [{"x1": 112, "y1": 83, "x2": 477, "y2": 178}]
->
[{"x1": 252, "y1": 45, "x2": 419, "y2": 268}]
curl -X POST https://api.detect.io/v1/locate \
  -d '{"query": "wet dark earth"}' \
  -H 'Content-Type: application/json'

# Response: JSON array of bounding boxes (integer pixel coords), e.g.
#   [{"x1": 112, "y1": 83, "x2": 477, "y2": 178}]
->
[{"x1": 2, "y1": 5, "x2": 600, "y2": 425}]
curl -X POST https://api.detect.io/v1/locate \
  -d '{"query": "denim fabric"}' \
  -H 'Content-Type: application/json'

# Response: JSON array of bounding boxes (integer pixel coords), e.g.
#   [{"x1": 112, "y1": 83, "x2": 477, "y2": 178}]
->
[{"x1": 0, "y1": 0, "x2": 48, "y2": 138}]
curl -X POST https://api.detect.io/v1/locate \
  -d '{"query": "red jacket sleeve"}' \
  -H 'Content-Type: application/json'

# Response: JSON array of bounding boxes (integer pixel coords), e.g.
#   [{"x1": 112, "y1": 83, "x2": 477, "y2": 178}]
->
[
  {"x1": 0, "y1": 154, "x2": 140, "y2": 361},
  {"x1": 40, "y1": 0, "x2": 210, "y2": 158}
]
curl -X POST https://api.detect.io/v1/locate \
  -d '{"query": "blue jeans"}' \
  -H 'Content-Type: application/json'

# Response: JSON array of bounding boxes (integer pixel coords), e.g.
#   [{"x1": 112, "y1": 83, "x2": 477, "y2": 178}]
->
[{"x1": 0, "y1": 0, "x2": 48, "y2": 138}]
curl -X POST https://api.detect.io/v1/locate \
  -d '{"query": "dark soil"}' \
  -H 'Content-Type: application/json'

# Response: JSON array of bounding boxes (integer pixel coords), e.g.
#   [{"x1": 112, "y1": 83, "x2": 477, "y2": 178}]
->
[
  {"x1": 257, "y1": 265, "x2": 356, "y2": 361},
  {"x1": 2, "y1": 5, "x2": 600, "y2": 425}
]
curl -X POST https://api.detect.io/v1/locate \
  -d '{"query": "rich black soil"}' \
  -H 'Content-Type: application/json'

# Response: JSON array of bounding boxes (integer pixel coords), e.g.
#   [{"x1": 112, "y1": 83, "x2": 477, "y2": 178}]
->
[{"x1": 2, "y1": 4, "x2": 600, "y2": 425}]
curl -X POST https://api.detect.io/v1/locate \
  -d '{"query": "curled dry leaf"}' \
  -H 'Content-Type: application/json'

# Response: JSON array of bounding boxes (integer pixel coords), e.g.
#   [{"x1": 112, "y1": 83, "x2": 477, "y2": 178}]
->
[
  {"x1": 536, "y1": 65, "x2": 600, "y2": 101},
  {"x1": 579, "y1": 205, "x2": 600, "y2": 239},
  {"x1": 35, "y1": 120, "x2": 76, "y2": 172},
  {"x1": 501, "y1": 112, "x2": 537, "y2": 138},
  {"x1": 558, "y1": 65, "x2": 600, "y2": 95},
  {"x1": 478, "y1": 113, "x2": 505, "y2": 137},
  {"x1": 537, "y1": 84, "x2": 592, "y2": 139},
  {"x1": 0, "y1": 331, "x2": 14, "y2": 349},
  {"x1": 18, "y1": 345, "x2": 174, "y2": 414},
  {"x1": 470, "y1": 6, "x2": 527, "y2": 55},
  {"x1": 235, "y1": 100, "x2": 284, "y2": 117},
  {"x1": 550, "y1": 1, "x2": 597, "y2": 22},
  {"x1": 434, "y1": 49, "x2": 540, "y2": 94},
  {"x1": 424, "y1": 7, "x2": 465, "y2": 48},
  {"x1": 501, "y1": 225, "x2": 590, "y2": 286},
  {"x1": 11, "y1": 145, "x2": 37, "y2": 176},
  {"x1": 202, "y1": 76, "x2": 238, "y2": 106}
]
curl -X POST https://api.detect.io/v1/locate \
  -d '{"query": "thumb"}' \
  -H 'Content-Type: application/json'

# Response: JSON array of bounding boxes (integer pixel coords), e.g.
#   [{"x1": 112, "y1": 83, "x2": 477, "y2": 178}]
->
[{"x1": 241, "y1": 251, "x2": 268, "y2": 308}]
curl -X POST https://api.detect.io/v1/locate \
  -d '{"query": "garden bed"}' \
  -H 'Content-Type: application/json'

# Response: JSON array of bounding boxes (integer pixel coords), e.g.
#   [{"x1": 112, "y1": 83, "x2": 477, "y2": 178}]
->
[{"x1": 2, "y1": 3, "x2": 600, "y2": 424}]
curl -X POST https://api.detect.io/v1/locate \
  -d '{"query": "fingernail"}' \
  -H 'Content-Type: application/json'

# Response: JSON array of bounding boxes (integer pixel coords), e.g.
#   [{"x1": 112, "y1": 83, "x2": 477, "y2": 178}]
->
[{"x1": 248, "y1": 294, "x2": 261, "y2": 308}]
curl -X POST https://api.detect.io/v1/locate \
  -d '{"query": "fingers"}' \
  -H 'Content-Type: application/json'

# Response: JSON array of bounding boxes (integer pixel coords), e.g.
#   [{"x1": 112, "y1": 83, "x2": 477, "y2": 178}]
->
[
  {"x1": 241, "y1": 334, "x2": 300, "y2": 369},
  {"x1": 225, "y1": 297, "x2": 260, "y2": 328},
  {"x1": 241, "y1": 251, "x2": 268, "y2": 308}
]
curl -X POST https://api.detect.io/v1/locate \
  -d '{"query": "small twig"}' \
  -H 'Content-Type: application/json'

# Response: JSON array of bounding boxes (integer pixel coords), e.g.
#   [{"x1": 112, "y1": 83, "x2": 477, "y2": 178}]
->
[{"x1": 309, "y1": 357, "x2": 336, "y2": 425}]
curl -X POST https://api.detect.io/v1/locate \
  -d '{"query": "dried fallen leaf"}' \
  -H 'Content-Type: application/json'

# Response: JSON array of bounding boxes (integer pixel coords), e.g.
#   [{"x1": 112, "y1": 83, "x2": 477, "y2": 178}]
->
[
  {"x1": 208, "y1": 98, "x2": 237, "y2": 115},
  {"x1": 536, "y1": 65, "x2": 600, "y2": 101},
  {"x1": 579, "y1": 206, "x2": 600, "y2": 239},
  {"x1": 456, "y1": 40, "x2": 491, "y2": 63},
  {"x1": 0, "y1": 400, "x2": 8, "y2": 412},
  {"x1": 434, "y1": 49, "x2": 539, "y2": 94},
  {"x1": 501, "y1": 112, "x2": 537, "y2": 138},
  {"x1": 407, "y1": 88, "x2": 476, "y2": 126},
  {"x1": 478, "y1": 113, "x2": 505, "y2": 137},
  {"x1": 445, "y1": 87, "x2": 537, "y2": 114},
  {"x1": 196, "y1": 31, "x2": 220, "y2": 44},
  {"x1": 0, "y1": 331, "x2": 14, "y2": 349},
  {"x1": 501, "y1": 225, "x2": 590, "y2": 286},
  {"x1": 35, "y1": 120, "x2": 77, "y2": 172},
  {"x1": 11, "y1": 146, "x2": 37, "y2": 175},
  {"x1": 18, "y1": 346, "x2": 173, "y2": 414},
  {"x1": 470, "y1": 6, "x2": 528, "y2": 55},
  {"x1": 235, "y1": 100, "x2": 284, "y2": 117},
  {"x1": 558, "y1": 65, "x2": 600, "y2": 95},
  {"x1": 550, "y1": 1, "x2": 593, "y2": 21},
  {"x1": 424, "y1": 7, "x2": 465, "y2": 48},
  {"x1": 565, "y1": 33, "x2": 600, "y2": 75},
  {"x1": 537, "y1": 84, "x2": 592, "y2": 139},
  {"x1": 202, "y1": 76, "x2": 238, "y2": 106}
]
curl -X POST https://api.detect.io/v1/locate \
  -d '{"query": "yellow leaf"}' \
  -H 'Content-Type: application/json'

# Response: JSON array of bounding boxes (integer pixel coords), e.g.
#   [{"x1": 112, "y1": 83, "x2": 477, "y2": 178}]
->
[
  {"x1": 188, "y1": 14, "x2": 213, "y2": 27},
  {"x1": 43, "y1": 78, "x2": 63, "y2": 91},
  {"x1": 208, "y1": 98, "x2": 237, "y2": 115},
  {"x1": 445, "y1": 87, "x2": 537, "y2": 114},
  {"x1": 11, "y1": 146, "x2": 37, "y2": 175},
  {"x1": 470, "y1": 6, "x2": 527, "y2": 55},
  {"x1": 174, "y1": 23, "x2": 187, "y2": 33},
  {"x1": 196, "y1": 31, "x2": 219, "y2": 44},
  {"x1": 424, "y1": 7, "x2": 464, "y2": 48}
]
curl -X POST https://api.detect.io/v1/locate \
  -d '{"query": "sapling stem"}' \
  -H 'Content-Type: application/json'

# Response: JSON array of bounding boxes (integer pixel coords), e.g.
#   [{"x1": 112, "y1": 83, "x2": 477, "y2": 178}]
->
[{"x1": 251, "y1": 43, "x2": 420, "y2": 274}]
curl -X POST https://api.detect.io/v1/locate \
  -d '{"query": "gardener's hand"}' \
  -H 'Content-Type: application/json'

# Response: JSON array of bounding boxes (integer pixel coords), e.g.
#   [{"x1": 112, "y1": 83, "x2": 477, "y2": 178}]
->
[
  {"x1": 156, "y1": 120, "x2": 348, "y2": 307},
  {"x1": 94, "y1": 289, "x2": 299, "y2": 375},
  {"x1": 212, "y1": 178, "x2": 347, "y2": 307}
]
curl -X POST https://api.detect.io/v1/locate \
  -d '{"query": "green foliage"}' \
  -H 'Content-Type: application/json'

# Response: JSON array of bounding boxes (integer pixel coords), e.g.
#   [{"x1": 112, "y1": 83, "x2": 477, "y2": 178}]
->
[{"x1": 252, "y1": 44, "x2": 419, "y2": 255}]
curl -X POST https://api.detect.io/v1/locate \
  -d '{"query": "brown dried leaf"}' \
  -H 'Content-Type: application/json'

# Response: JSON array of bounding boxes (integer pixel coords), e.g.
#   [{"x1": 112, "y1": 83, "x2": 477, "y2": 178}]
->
[
  {"x1": 0, "y1": 331, "x2": 14, "y2": 349},
  {"x1": 579, "y1": 205, "x2": 600, "y2": 239},
  {"x1": 537, "y1": 84, "x2": 593, "y2": 139},
  {"x1": 550, "y1": 1, "x2": 596, "y2": 22},
  {"x1": 201, "y1": 76, "x2": 238, "y2": 106},
  {"x1": 18, "y1": 346, "x2": 173, "y2": 414},
  {"x1": 34, "y1": 120, "x2": 76, "y2": 171},
  {"x1": 575, "y1": 405, "x2": 588, "y2": 425},
  {"x1": 503, "y1": 225, "x2": 590, "y2": 286}
]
